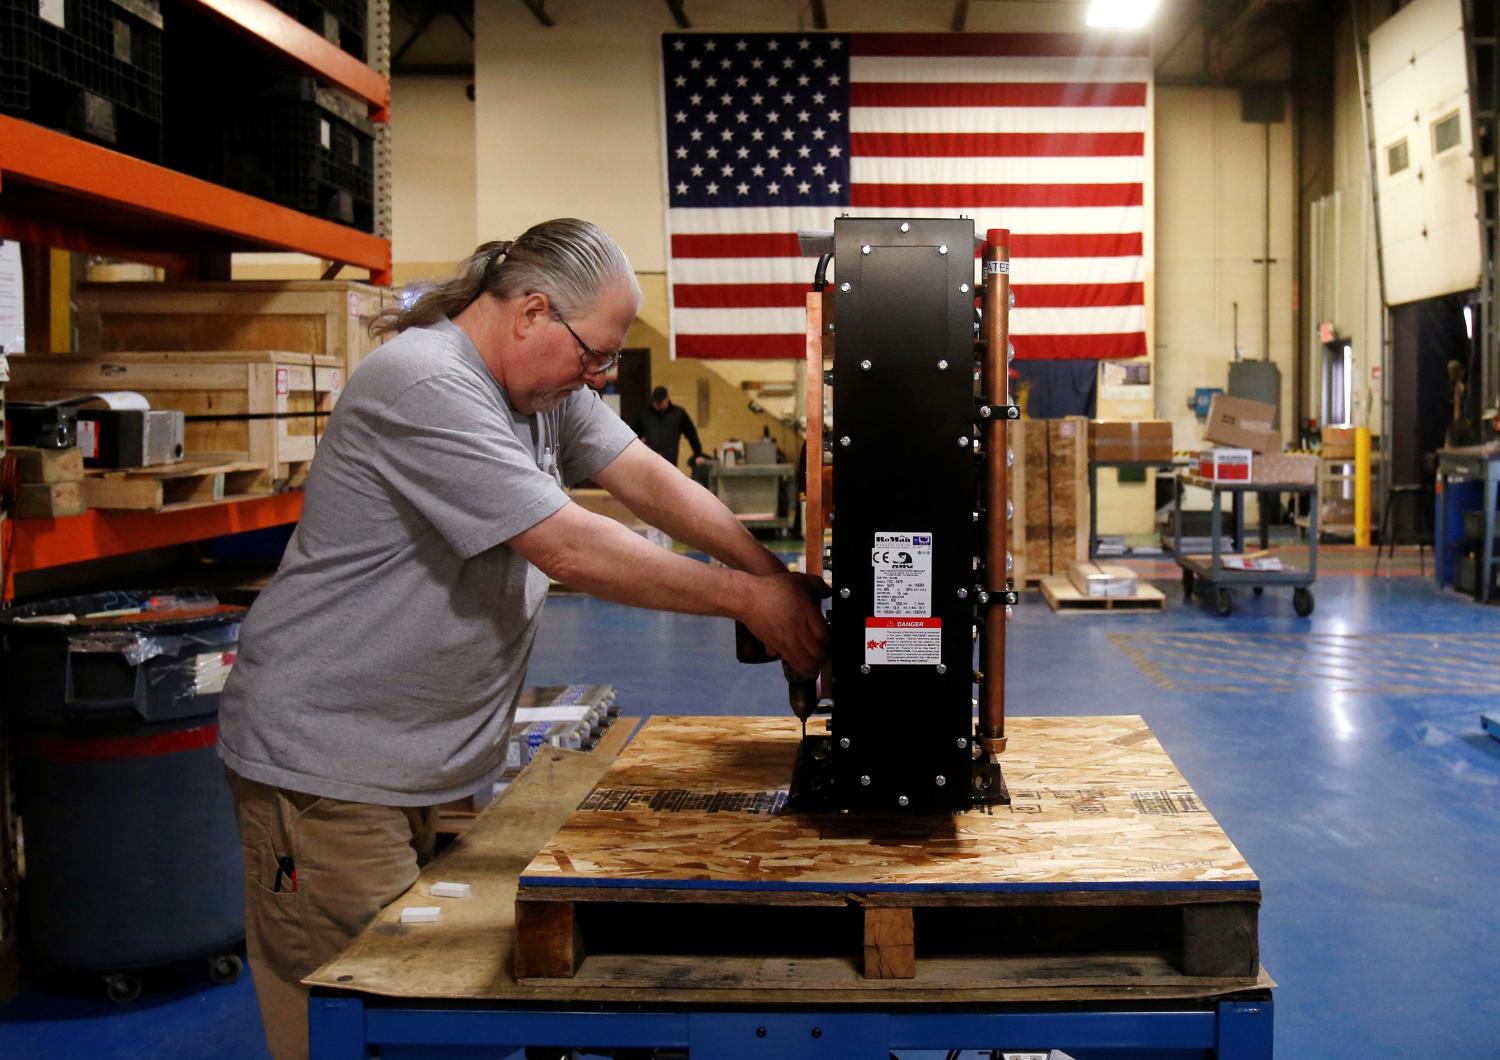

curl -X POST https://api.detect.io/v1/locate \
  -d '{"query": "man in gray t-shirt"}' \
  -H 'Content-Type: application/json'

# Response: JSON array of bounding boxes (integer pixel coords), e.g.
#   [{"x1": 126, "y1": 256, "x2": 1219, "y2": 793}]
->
[{"x1": 218, "y1": 220, "x2": 829, "y2": 1060}]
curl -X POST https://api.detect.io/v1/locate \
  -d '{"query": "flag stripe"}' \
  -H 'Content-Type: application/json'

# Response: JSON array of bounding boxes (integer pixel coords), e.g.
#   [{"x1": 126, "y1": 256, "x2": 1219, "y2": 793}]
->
[
  {"x1": 852, "y1": 106, "x2": 1147, "y2": 133},
  {"x1": 1012, "y1": 333, "x2": 1148, "y2": 360},
  {"x1": 852, "y1": 155, "x2": 1146, "y2": 183},
  {"x1": 851, "y1": 183, "x2": 1142, "y2": 208},
  {"x1": 851, "y1": 55, "x2": 1151, "y2": 84},
  {"x1": 670, "y1": 234, "x2": 1143, "y2": 263},
  {"x1": 850, "y1": 132, "x2": 1144, "y2": 157},
  {"x1": 1010, "y1": 305, "x2": 1145, "y2": 334},
  {"x1": 677, "y1": 334, "x2": 807, "y2": 359},
  {"x1": 849, "y1": 33, "x2": 1149, "y2": 59},
  {"x1": 669, "y1": 254, "x2": 1144, "y2": 286},
  {"x1": 675, "y1": 283, "x2": 811, "y2": 308},
  {"x1": 850, "y1": 82, "x2": 1147, "y2": 108},
  {"x1": 673, "y1": 281, "x2": 1144, "y2": 310},
  {"x1": 669, "y1": 205, "x2": 1146, "y2": 235}
]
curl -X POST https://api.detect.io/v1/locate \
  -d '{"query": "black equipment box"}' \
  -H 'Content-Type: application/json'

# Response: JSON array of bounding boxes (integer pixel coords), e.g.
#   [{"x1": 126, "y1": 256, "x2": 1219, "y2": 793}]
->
[{"x1": 7, "y1": 401, "x2": 79, "y2": 449}]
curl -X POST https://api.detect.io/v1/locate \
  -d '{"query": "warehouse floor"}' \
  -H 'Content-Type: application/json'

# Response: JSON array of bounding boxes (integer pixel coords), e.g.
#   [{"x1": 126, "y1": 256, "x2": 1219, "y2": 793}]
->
[{"x1": 1, "y1": 547, "x2": 1497, "y2": 1058}]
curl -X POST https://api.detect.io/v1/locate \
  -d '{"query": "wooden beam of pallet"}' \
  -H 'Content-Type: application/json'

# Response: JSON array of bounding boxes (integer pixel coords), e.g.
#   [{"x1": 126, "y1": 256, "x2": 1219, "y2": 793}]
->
[
  {"x1": 514, "y1": 900, "x2": 583, "y2": 979},
  {"x1": 863, "y1": 907, "x2": 915, "y2": 979}
]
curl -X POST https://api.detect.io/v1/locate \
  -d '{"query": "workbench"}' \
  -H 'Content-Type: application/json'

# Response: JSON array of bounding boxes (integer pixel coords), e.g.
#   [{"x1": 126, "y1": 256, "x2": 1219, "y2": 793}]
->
[{"x1": 306, "y1": 716, "x2": 1273, "y2": 1058}]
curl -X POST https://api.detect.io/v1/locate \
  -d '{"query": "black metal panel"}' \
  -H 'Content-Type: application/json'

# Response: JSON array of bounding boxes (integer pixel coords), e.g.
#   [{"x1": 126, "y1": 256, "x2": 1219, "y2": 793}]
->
[{"x1": 822, "y1": 217, "x2": 977, "y2": 812}]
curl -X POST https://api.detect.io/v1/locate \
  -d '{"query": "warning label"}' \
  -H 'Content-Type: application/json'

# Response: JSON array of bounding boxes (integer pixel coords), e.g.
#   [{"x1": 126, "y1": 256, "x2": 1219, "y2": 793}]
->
[
  {"x1": 871, "y1": 531, "x2": 932, "y2": 617},
  {"x1": 865, "y1": 617, "x2": 942, "y2": 666}
]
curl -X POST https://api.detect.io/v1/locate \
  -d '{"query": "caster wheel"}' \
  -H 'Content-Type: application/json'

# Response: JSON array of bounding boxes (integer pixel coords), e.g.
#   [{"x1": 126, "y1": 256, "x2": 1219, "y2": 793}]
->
[
  {"x1": 104, "y1": 973, "x2": 142, "y2": 1005},
  {"x1": 1293, "y1": 587, "x2": 1315, "y2": 617},
  {"x1": 1213, "y1": 587, "x2": 1234, "y2": 617},
  {"x1": 1253, "y1": 586, "x2": 1264, "y2": 597},
  {"x1": 1181, "y1": 571, "x2": 1194, "y2": 602},
  {"x1": 208, "y1": 953, "x2": 242, "y2": 985}
]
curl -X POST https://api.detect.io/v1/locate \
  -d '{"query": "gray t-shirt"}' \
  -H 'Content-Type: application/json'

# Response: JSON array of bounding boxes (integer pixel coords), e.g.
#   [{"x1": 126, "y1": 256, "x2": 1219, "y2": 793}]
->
[{"x1": 217, "y1": 318, "x2": 636, "y2": 805}]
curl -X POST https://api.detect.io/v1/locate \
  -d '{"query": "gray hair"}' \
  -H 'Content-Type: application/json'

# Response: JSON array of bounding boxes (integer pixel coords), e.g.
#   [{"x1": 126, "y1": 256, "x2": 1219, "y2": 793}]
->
[{"x1": 372, "y1": 218, "x2": 638, "y2": 337}]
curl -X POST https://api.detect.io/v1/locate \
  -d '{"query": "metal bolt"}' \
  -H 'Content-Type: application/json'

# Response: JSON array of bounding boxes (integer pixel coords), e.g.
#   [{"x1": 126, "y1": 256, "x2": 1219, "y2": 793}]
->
[
  {"x1": 860, "y1": 775, "x2": 871, "y2": 786},
  {"x1": 811, "y1": 1028, "x2": 823, "y2": 1039},
  {"x1": 756, "y1": 1027, "x2": 768, "y2": 1038},
  {"x1": 978, "y1": 590, "x2": 990, "y2": 604},
  {"x1": 860, "y1": 663, "x2": 871, "y2": 674},
  {"x1": 839, "y1": 435, "x2": 851, "y2": 447},
  {"x1": 1007, "y1": 406, "x2": 1020, "y2": 420},
  {"x1": 958, "y1": 436, "x2": 970, "y2": 447},
  {"x1": 900, "y1": 222, "x2": 910, "y2": 232},
  {"x1": 839, "y1": 737, "x2": 850, "y2": 749},
  {"x1": 956, "y1": 587, "x2": 968, "y2": 599},
  {"x1": 957, "y1": 737, "x2": 968, "y2": 749},
  {"x1": 897, "y1": 795, "x2": 910, "y2": 807},
  {"x1": 937, "y1": 359, "x2": 948, "y2": 370},
  {"x1": 938, "y1": 244, "x2": 949, "y2": 255},
  {"x1": 839, "y1": 587, "x2": 850, "y2": 599},
  {"x1": 859, "y1": 359, "x2": 872, "y2": 372},
  {"x1": 935, "y1": 663, "x2": 947, "y2": 675},
  {"x1": 979, "y1": 405, "x2": 992, "y2": 419},
  {"x1": 935, "y1": 775, "x2": 947, "y2": 787},
  {"x1": 960, "y1": 282, "x2": 970, "y2": 293},
  {"x1": 840, "y1": 282, "x2": 851, "y2": 292},
  {"x1": 861, "y1": 244, "x2": 871, "y2": 255}
]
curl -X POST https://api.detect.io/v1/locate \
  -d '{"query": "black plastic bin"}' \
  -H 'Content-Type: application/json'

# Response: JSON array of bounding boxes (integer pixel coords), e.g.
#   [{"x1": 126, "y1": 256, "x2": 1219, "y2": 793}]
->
[{"x1": 0, "y1": 588, "x2": 252, "y2": 995}]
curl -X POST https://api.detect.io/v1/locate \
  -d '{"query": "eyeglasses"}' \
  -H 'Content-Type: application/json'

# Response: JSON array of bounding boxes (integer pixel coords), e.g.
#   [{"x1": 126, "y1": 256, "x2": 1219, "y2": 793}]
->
[{"x1": 552, "y1": 310, "x2": 622, "y2": 375}]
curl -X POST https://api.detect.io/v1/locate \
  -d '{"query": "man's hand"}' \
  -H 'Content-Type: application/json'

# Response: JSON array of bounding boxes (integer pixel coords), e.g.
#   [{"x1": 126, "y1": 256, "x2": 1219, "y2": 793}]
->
[{"x1": 736, "y1": 572, "x2": 831, "y2": 678}]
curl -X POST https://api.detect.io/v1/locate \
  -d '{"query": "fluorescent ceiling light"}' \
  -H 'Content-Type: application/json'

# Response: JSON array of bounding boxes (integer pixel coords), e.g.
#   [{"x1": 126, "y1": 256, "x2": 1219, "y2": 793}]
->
[{"x1": 1086, "y1": 0, "x2": 1158, "y2": 28}]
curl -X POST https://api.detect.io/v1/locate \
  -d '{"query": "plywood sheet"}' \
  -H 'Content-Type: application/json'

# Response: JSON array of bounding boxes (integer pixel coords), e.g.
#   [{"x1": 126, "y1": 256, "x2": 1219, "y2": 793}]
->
[
  {"x1": 306, "y1": 715, "x2": 1271, "y2": 1005},
  {"x1": 522, "y1": 715, "x2": 1255, "y2": 896}
]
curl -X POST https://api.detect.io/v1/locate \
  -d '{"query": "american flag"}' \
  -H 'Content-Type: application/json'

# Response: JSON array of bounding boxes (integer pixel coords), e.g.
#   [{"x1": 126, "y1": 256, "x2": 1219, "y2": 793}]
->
[{"x1": 662, "y1": 32, "x2": 1150, "y2": 361}]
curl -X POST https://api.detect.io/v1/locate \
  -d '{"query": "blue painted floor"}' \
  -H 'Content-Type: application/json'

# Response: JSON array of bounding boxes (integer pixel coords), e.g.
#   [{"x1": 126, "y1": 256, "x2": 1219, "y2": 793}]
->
[{"x1": 4, "y1": 557, "x2": 1499, "y2": 1058}]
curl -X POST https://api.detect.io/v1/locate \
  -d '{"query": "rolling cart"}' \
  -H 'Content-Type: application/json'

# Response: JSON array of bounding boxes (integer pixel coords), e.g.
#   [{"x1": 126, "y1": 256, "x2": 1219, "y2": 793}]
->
[{"x1": 1172, "y1": 473, "x2": 1319, "y2": 617}]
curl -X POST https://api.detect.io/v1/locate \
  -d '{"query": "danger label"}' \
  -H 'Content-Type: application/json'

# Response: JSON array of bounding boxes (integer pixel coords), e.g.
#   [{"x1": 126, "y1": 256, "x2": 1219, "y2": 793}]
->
[
  {"x1": 865, "y1": 617, "x2": 942, "y2": 666},
  {"x1": 871, "y1": 531, "x2": 932, "y2": 617}
]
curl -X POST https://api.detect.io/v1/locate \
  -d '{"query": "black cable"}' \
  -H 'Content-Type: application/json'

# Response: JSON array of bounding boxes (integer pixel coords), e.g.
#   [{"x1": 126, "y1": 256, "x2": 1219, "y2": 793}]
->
[{"x1": 812, "y1": 252, "x2": 834, "y2": 291}]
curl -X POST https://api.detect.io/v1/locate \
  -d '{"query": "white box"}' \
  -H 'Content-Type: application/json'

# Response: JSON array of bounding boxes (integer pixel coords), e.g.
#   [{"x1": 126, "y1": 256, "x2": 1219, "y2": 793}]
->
[{"x1": 1199, "y1": 448, "x2": 1253, "y2": 482}]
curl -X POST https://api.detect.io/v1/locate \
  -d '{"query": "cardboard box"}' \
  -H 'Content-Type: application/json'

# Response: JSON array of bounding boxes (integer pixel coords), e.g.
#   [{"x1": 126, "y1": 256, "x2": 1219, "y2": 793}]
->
[
  {"x1": 1067, "y1": 560, "x2": 1139, "y2": 598},
  {"x1": 1252, "y1": 452, "x2": 1318, "y2": 485},
  {"x1": 1200, "y1": 448, "x2": 1252, "y2": 482},
  {"x1": 1322, "y1": 426, "x2": 1356, "y2": 459},
  {"x1": 1205, "y1": 394, "x2": 1279, "y2": 453},
  {"x1": 1089, "y1": 419, "x2": 1173, "y2": 463}
]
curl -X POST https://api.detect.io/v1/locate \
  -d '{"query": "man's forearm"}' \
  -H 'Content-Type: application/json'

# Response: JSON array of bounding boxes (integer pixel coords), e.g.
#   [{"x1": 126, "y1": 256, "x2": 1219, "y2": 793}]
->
[
  {"x1": 595, "y1": 443, "x2": 785, "y2": 576},
  {"x1": 511, "y1": 503, "x2": 757, "y2": 618}
]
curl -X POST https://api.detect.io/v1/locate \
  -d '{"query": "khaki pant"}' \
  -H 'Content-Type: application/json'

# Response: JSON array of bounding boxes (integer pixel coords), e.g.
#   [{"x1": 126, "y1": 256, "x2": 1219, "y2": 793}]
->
[{"x1": 225, "y1": 768, "x2": 437, "y2": 1060}]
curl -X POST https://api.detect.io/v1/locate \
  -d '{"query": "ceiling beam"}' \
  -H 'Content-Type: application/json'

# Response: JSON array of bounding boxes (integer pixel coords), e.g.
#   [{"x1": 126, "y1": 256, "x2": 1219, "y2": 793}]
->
[
  {"x1": 665, "y1": 0, "x2": 690, "y2": 30},
  {"x1": 952, "y1": 0, "x2": 969, "y2": 33},
  {"x1": 520, "y1": 0, "x2": 553, "y2": 28}
]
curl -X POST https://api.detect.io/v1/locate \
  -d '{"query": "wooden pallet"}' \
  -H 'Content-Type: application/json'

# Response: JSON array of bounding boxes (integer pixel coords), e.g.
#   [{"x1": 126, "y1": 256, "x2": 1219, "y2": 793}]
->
[
  {"x1": 514, "y1": 716, "x2": 1260, "y2": 989},
  {"x1": 82, "y1": 455, "x2": 267, "y2": 512},
  {"x1": 1039, "y1": 575, "x2": 1166, "y2": 613}
]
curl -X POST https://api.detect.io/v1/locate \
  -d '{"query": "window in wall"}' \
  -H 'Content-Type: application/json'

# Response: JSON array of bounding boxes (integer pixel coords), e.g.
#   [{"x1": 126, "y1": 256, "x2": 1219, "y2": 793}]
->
[
  {"x1": 1386, "y1": 138, "x2": 1409, "y2": 176},
  {"x1": 1431, "y1": 110, "x2": 1463, "y2": 156}
]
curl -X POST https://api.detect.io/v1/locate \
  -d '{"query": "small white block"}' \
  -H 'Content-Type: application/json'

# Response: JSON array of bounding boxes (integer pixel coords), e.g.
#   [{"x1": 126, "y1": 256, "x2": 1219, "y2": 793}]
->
[
  {"x1": 400, "y1": 906, "x2": 442, "y2": 924},
  {"x1": 430, "y1": 881, "x2": 471, "y2": 899}
]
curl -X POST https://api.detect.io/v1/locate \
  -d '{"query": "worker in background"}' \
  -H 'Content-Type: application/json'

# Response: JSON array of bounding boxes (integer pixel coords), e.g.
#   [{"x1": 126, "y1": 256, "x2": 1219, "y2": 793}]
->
[
  {"x1": 635, "y1": 384, "x2": 708, "y2": 469},
  {"x1": 216, "y1": 218, "x2": 829, "y2": 1060}
]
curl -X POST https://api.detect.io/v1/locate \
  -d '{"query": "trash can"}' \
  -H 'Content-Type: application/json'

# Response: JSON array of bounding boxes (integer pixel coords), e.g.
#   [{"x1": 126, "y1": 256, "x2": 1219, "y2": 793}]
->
[{"x1": 0, "y1": 588, "x2": 252, "y2": 999}]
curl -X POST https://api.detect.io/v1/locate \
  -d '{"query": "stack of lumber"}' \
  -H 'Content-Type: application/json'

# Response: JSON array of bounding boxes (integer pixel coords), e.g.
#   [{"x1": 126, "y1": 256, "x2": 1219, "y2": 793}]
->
[
  {"x1": 11, "y1": 446, "x2": 87, "y2": 518},
  {"x1": 1015, "y1": 416, "x2": 1089, "y2": 582}
]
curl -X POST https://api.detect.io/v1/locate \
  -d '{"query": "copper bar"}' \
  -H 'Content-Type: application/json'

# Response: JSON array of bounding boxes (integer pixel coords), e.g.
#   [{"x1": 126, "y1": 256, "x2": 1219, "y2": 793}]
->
[
  {"x1": 979, "y1": 228, "x2": 1010, "y2": 755},
  {"x1": 804, "y1": 291, "x2": 824, "y2": 578}
]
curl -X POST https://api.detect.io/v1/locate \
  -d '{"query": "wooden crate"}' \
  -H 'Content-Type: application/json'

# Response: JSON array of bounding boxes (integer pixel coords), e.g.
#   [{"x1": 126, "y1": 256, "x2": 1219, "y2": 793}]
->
[
  {"x1": 1019, "y1": 417, "x2": 1089, "y2": 579},
  {"x1": 514, "y1": 715, "x2": 1260, "y2": 988},
  {"x1": 75, "y1": 280, "x2": 390, "y2": 380},
  {"x1": 7, "y1": 352, "x2": 340, "y2": 491}
]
